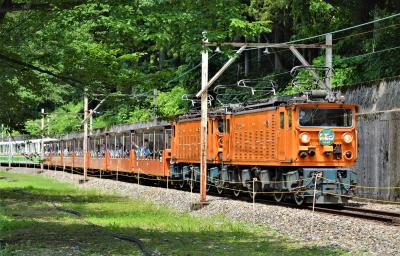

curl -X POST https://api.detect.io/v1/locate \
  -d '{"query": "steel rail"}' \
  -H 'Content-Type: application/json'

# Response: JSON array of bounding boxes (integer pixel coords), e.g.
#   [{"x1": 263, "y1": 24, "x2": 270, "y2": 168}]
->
[{"x1": 306, "y1": 206, "x2": 400, "y2": 224}]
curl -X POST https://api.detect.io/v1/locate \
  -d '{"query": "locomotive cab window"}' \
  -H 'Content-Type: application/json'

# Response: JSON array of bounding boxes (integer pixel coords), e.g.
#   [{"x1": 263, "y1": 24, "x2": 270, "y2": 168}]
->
[{"x1": 299, "y1": 108, "x2": 353, "y2": 127}]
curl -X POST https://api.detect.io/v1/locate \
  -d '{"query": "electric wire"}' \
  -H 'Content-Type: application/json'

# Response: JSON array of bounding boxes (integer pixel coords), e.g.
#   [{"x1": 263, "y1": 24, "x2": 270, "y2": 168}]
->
[
  {"x1": 335, "y1": 45, "x2": 400, "y2": 63},
  {"x1": 268, "y1": 13, "x2": 400, "y2": 46}
]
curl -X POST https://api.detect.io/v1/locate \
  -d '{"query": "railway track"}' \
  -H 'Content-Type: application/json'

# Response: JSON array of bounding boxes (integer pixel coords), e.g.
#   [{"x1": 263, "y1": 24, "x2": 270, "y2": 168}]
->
[
  {"x1": 224, "y1": 194, "x2": 400, "y2": 224},
  {"x1": 252, "y1": 196, "x2": 400, "y2": 224},
  {"x1": 308, "y1": 205, "x2": 400, "y2": 224}
]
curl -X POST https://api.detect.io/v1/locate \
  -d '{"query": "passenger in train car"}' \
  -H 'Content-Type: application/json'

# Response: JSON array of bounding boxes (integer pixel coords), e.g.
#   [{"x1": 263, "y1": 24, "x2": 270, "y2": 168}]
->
[
  {"x1": 96, "y1": 144, "x2": 101, "y2": 158},
  {"x1": 44, "y1": 145, "x2": 51, "y2": 156},
  {"x1": 132, "y1": 142, "x2": 140, "y2": 159},
  {"x1": 63, "y1": 147, "x2": 69, "y2": 156},
  {"x1": 116, "y1": 144, "x2": 126, "y2": 158},
  {"x1": 141, "y1": 139, "x2": 152, "y2": 158},
  {"x1": 115, "y1": 145, "x2": 122, "y2": 158},
  {"x1": 100, "y1": 143, "x2": 106, "y2": 157}
]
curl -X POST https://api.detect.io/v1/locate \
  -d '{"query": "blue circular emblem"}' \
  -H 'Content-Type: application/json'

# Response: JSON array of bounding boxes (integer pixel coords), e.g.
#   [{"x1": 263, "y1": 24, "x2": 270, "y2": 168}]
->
[{"x1": 318, "y1": 128, "x2": 335, "y2": 146}]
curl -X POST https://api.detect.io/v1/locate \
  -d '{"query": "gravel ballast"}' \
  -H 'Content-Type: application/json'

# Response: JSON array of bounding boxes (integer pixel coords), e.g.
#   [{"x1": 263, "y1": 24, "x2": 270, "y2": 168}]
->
[{"x1": 4, "y1": 167, "x2": 400, "y2": 255}]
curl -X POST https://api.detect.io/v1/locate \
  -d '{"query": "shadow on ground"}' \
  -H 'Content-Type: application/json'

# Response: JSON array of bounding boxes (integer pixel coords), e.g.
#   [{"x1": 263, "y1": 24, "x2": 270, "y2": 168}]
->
[{"x1": 0, "y1": 175, "x2": 345, "y2": 256}]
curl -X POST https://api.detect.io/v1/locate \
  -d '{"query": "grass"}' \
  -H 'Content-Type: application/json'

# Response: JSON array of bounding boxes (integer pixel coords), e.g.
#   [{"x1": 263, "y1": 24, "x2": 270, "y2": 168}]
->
[
  {"x1": 0, "y1": 170, "x2": 350, "y2": 255},
  {"x1": 0, "y1": 156, "x2": 41, "y2": 163}
]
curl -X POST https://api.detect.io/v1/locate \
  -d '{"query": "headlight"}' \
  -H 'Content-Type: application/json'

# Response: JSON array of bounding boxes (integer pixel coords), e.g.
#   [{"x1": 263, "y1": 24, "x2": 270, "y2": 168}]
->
[
  {"x1": 342, "y1": 133, "x2": 353, "y2": 144},
  {"x1": 299, "y1": 132, "x2": 311, "y2": 144},
  {"x1": 345, "y1": 151, "x2": 353, "y2": 159}
]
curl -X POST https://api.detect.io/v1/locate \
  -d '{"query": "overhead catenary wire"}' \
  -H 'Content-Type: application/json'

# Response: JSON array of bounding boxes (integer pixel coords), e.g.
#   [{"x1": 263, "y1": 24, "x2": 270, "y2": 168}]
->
[
  {"x1": 166, "y1": 52, "x2": 218, "y2": 87},
  {"x1": 335, "y1": 45, "x2": 400, "y2": 63},
  {"x1": 263, "y1": 12, "x2": 400, "y2": 48},
  {"x1": 229, "y1": 19, "x2": 400, "y2": 93},
  {"x1": 332, "y1": 22, "x2": 400, "y2": 42}
]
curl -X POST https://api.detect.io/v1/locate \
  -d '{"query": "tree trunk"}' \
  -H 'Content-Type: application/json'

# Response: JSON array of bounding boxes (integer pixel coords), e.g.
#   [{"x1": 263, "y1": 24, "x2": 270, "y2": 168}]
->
[{"x1": 159, "y1": 48, "x2": 166, "y2": 70}]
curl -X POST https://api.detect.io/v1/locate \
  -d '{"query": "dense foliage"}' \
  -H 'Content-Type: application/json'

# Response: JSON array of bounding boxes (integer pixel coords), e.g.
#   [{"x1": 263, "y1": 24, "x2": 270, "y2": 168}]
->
[{"x1": 0, "y1": 0, "x2": 399, "y2": 136}]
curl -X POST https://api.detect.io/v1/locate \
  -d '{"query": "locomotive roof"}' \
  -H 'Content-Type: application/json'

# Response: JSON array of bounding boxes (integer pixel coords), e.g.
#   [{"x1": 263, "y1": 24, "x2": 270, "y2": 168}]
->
[{"x1": 177, "y1": 91, "x2": 357, "y2": 121}]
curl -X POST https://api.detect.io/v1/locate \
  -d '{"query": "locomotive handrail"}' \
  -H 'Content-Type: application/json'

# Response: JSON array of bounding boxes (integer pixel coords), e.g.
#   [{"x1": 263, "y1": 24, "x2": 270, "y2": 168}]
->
[
  {"x1": 213, "y1": 79, "x2": 276, "y2": 107},
  {"x1": 181, "y1": 94, "x2": 214, "y2": 107},
  {"x1": 290, "y1": 65, "x2": 335, "y2": 77}
]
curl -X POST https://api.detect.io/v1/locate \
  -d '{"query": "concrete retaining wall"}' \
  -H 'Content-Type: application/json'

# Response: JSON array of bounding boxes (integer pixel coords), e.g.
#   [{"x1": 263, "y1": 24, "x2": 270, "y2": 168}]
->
[{"x1": 341, "y1": 77, "x2": 400, "y2": 201}]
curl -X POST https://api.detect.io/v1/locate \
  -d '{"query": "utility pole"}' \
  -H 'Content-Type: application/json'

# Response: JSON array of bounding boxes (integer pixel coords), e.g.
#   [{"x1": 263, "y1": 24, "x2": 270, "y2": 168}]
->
[
  {"x1": 89, "y1": 110, "x2": 93, "y2": 136},
  {"x1": 325, "y1": 33, "x2": 333, "y2": 90},
  {"x1": 196, "y1": 45, "x2": 247, "y2": 97},
  {"x1": 153, "y1": 89, "x2": 158, "y2": 119},
  {"x1": 8, "y1": 134, "x2": 11, "y2": 168},
  {"x1": 200, "y1": 32, "x2": 208, "y2": 204},
  {"x1": 83, "y1": 91, "x2": 89, "y2": 181},
  {"x1": 40, "y1": 108, "x2": 44, "y2": 172}
]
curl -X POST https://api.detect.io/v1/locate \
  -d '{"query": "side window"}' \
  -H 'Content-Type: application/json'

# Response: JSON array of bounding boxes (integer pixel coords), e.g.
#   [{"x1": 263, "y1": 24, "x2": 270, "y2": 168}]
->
[
  {"x1": 217, "y1": 119, "x2": 223, "y2": 133},
  {"x1": 280, "y1": 112, "x2": 284, "y2": 129},
  {"x1": 154, "y1": 131, "x2": 163, "y2": 158},
  {"x1": 288, "y1": 109, "x2": 292, "y2": 128},
  {"x1": 165, "y1": 129, "x2": 172, "y2": 149},
  {"x1": 124, "y1": 133, "x2": 130, "y2": 156}
]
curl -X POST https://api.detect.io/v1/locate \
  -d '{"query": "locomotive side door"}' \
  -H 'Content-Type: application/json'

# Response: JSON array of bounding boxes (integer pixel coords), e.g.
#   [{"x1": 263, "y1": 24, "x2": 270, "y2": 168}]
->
[
  {"x1": 222, "y1": 116, "x2": 231, "y2": 161},
  {"x1": 277, "y1": 108, "x2": 287, "y2": 161}
]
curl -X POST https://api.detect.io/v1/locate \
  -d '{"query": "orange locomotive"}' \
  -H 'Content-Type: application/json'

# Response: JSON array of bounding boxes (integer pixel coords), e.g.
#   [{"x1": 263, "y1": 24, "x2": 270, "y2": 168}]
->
[
  {"x1": 170, "y1": 90, "x2": 357, "y2": 204},
  {"x1": 44, "y1": 91, "x2": 357, "y2": 205}
]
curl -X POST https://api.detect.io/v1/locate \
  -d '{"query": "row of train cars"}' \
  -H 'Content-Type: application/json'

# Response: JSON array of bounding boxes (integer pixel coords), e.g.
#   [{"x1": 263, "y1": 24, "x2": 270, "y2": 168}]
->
[{"x1": 0, "y1": 91, "x2": 358, "y2": 205}]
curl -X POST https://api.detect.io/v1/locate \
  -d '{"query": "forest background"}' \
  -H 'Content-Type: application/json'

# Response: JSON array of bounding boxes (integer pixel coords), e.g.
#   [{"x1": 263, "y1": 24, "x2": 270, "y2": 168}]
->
[{"x1": 0, "y1": 0, "x2": 399, "y2": 136}]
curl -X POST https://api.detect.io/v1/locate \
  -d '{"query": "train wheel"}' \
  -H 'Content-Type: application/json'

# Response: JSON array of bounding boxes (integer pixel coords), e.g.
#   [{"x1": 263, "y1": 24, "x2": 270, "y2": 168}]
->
[
  {"x1": 273, "y1": 191, "x2": 285, "y2": 203},
  {"x1": 213, "y1": 179, "x2": 224, "y2": 194},
  {"x1": 179, "y1": 180, "x2": 185, "y2": 189},
  {"x1": 215, "y1": 180, "x2": 224, "y2": 194},
  {"x1": 293, "y1": 192, "x2": 305, "y2": 206},
  {"x1": 233, "y1": 189, "x2": 240, "y2": 197}
]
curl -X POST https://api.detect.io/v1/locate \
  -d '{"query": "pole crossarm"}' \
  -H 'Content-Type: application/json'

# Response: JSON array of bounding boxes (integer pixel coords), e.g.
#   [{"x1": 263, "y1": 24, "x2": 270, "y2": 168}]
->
[
  {"x1": 204, "y1": 42, "x2": 333, "y2": 49},
  {"x1": 289, "y1": 46, "x2": 328, "y2": 90},
  {"x1": 196, "y1": 45, "x2": 247, "y2": 97},
  {"x1": 81, "y1": 96, "x2": 108, "y2": 124}
]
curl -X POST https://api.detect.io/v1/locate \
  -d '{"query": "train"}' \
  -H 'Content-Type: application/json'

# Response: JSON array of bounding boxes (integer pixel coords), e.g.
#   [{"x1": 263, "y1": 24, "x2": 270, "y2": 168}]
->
[
  {"x1": 0, "y1": 137, "x2": 56, "y2": 164},
  {"x1": 0, "y1": 90, "x2": 358, "y2": 205}
]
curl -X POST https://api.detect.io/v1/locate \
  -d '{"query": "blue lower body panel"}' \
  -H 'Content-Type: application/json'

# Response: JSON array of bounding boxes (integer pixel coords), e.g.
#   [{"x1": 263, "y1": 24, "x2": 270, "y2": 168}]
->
[{"x1": 288, "y1": 168, "x2": 357, "y2": 204}]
